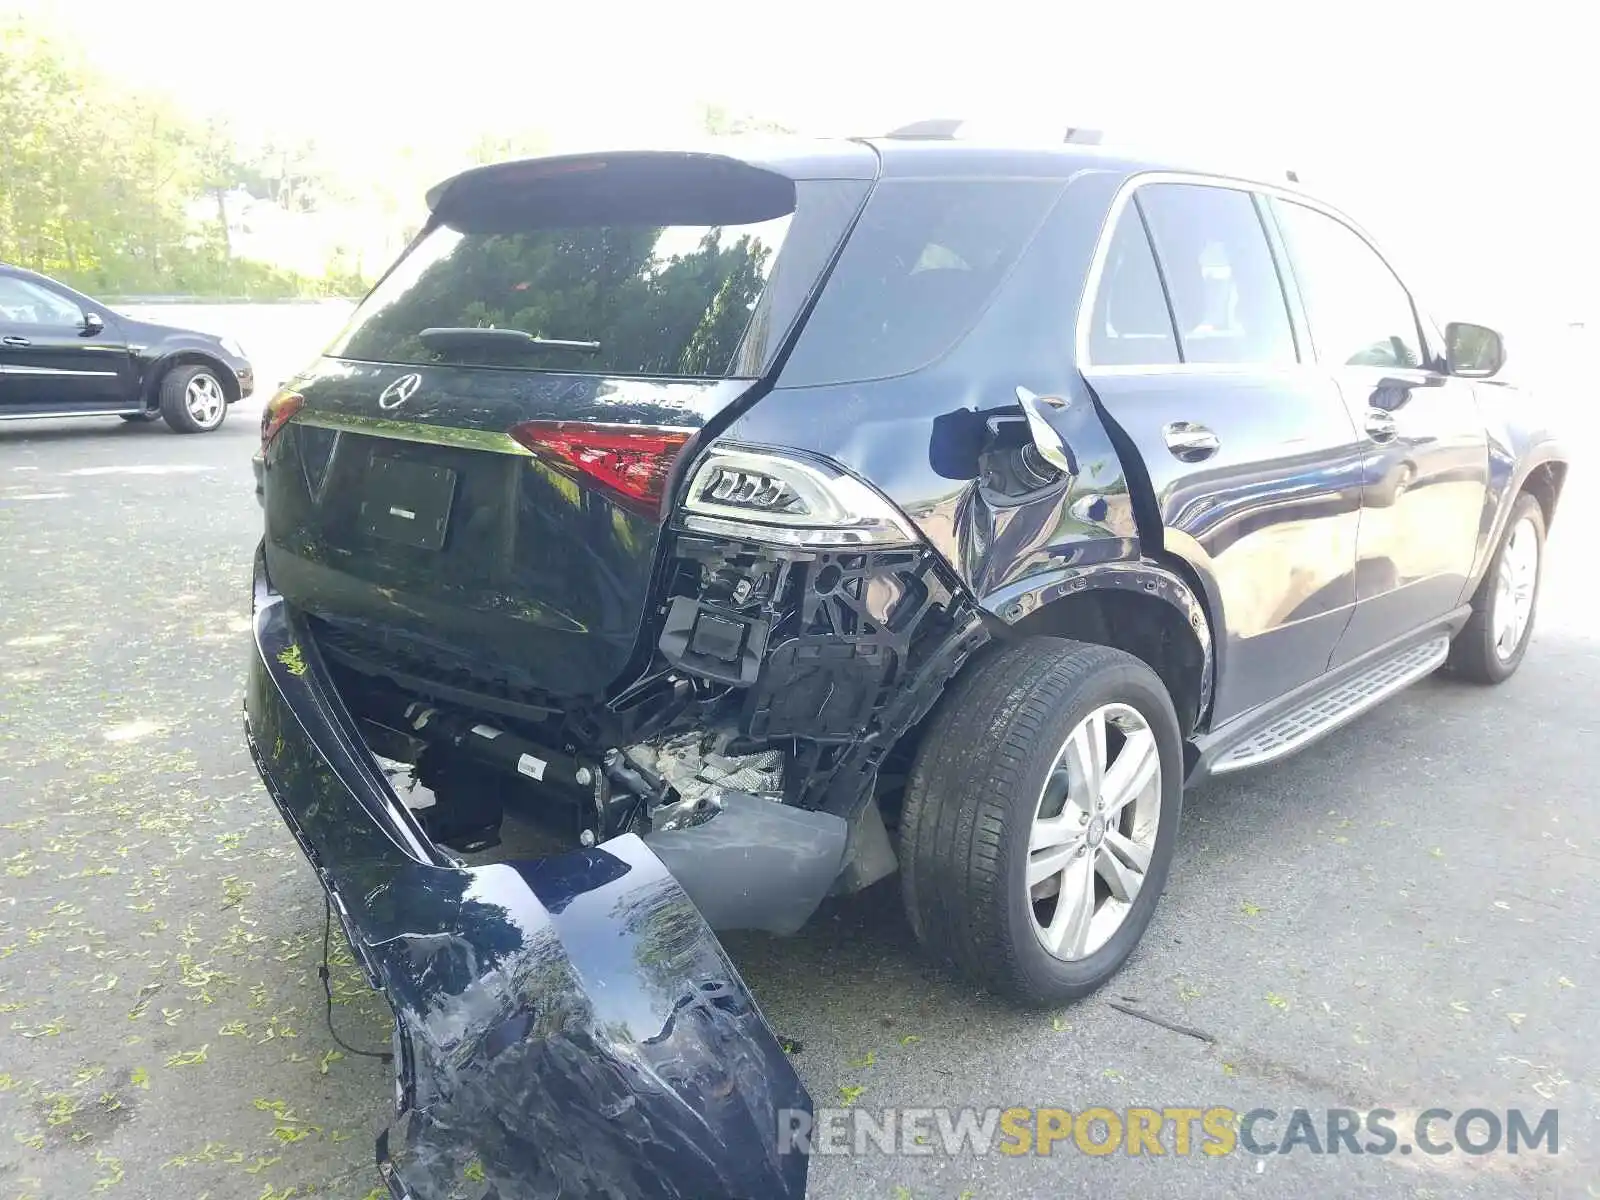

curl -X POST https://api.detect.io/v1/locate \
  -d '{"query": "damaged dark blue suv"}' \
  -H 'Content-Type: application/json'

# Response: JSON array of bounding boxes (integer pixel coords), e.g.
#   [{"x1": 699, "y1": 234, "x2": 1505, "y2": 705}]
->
[{"x1": 246, "y1": 129, "x2": 1567, "y2": 1198}]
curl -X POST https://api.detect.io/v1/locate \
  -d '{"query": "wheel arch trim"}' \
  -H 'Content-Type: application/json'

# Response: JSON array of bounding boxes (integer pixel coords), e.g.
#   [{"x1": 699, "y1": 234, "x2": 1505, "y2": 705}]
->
[
  {"x1": 1465, "y1": 446, "x2": 1567, "y2": 595},
  {"x1": 1511, "y1": 451, "x2": 1567, "y2": 531},
  {"x1": 142, "y1": 350, "x2": 240, "y2": 407},
  {"x1": 980, "y1": 559, "x2": 1215, "y2": 727}
]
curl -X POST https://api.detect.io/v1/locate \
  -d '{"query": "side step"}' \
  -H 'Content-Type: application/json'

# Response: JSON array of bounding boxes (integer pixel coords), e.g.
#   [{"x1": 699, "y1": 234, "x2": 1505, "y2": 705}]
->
[{"x1": 1210, "y1": 635, "x2": 1450, "y2": 774}]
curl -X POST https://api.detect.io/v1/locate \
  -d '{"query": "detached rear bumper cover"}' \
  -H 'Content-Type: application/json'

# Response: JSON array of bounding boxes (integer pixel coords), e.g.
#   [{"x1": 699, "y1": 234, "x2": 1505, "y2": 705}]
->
[{"x1": 245, "y1": 552, "x2": 809, "y2": 1200}]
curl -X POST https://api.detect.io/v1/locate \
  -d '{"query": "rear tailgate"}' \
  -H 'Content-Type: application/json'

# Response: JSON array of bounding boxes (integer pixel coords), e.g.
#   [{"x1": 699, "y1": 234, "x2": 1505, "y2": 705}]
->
[{"x1": 262, "y1": 148, "x2": 874, "y2": 700}]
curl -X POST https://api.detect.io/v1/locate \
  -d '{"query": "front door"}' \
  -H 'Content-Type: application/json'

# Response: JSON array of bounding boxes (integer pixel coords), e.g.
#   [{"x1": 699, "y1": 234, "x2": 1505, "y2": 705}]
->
[
  {"x1": 1268, "y1": 199, "x2": 1490, "y2": 665},
  {"x1": 0, "y1": 274, "x2": 132, "y2": 412},
  {"x1": 1081, "y1": 181, "x2": 1367, "y2": 724}
]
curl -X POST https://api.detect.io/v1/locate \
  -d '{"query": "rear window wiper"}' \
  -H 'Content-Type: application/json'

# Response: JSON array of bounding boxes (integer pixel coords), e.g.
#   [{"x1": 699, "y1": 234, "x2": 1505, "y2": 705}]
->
[{"x1": 418, "y1": 327, "x2": 603, "y2": 355}]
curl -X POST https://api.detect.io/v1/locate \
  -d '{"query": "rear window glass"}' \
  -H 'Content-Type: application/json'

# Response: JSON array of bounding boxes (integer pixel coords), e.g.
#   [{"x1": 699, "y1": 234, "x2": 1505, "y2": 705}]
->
[
  {"x1": 329, "y1": 171, "x2": 866, "y2": 378},
  {"x1": 780, "y1": 180, "x2": 1062, "y2": 386}
]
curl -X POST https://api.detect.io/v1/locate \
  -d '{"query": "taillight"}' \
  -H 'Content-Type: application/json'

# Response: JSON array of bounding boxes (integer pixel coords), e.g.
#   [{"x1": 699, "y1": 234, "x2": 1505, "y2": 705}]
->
[
  {"x1": 260, "y1": 388, "x2": 304, "y2": 452},
  {"x1": 508, "y1": 421, "x2": 692, "y2": 518},
  {"x1": 679, "y1": 445, "x2": 919, "y2": 547}
]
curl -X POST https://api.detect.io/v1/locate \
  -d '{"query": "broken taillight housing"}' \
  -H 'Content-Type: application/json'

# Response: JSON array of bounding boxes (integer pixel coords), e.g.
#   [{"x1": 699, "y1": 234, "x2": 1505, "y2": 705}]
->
[
  {"x1": 679, "y1": 446, "x2": 919, "y2": 547},
  {"x1": 509, "y1": 421, "x2": 694, "y2": 518},
  {"x1": 260, "y1": 388, "x2": 304, "y2": 452}
]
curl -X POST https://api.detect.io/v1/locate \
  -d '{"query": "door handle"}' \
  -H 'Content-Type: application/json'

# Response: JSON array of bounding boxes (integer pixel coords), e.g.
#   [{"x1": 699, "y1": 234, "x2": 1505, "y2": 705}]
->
[
  {"x1": 1364, "y1": 409, "x2": 1398, "y2": 443},
  {"x1": 1, "y1": 336, "x2": 30, "y2": 347},
  {"x1": 1162, "y1": 421, "x2": 1220, "y2": 462},
  {"x1": 1015, "y1": 386, "x2": 1078, "y2": 476}
]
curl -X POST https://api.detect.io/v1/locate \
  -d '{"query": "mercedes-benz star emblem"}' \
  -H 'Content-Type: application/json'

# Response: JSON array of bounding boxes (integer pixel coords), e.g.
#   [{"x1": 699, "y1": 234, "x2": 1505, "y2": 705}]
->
[{"x1": 378, "y1": 372, "x2": 423, "y2": 411}]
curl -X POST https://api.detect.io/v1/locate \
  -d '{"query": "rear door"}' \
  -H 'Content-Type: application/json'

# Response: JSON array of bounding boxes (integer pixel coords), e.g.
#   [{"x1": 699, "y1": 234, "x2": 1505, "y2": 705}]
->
[
  {"x1": 0, "y1": 273, "x2": 133, "y2": 412},
  {"x1": 262, "y1": 150, "x2": 872, "y2": 701},
  {"x1": 1082, "y1": 180, "x2": 1367, "y2": 724},
  {"x1": 1268, "y1": 198, "x2": 1490, "y2": 665}
]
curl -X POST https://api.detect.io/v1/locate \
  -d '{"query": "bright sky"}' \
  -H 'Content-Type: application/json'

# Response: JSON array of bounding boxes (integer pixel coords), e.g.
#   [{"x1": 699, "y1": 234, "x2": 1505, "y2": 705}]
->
[{"x1": 14, "y1": 0, "x2": 1594, "y2": 328}]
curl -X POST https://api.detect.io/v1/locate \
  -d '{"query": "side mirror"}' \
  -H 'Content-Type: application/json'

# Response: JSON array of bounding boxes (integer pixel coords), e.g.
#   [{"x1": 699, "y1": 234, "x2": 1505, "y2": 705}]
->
[
  {"x1": 80, "y1": 311, "x2": 105, "y2": 336},
  {"x1": 1445, "y1": 321, "x2": 1504, "y2": 378}
]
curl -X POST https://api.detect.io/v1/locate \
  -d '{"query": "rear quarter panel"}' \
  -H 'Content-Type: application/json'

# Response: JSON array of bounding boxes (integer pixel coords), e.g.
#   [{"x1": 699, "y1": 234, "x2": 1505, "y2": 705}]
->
[{"x1": 735, "y1": 166, "x2": 1141, "y2": 607}]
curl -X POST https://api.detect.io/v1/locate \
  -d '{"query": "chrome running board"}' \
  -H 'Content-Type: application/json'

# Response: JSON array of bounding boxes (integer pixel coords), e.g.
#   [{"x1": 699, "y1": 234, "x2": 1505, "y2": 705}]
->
[
  {"x1": 0, "y1": 408, "x2": 145, "y2": 421},
  {"x1": 1210, "y1": 634, "x2": 1450, "y2": 774}
]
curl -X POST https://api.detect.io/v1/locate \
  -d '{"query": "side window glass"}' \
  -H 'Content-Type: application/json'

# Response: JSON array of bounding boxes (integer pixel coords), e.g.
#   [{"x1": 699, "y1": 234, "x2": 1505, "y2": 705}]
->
[
  {"x1": 783, "y1": 180, "x2": 1061, "y2": 386},
  {"x1": 0, "y1": 277, "x2": 82, "y2": 327},
  {"x1": 1275, "y1": 201, "x2": 1424, "y2": 369},
  {"x1": 1086, "y1": 207, "x2": 1179, "y2": 366},
  {"x1": 1137, "y1": 184, "x2": 1297, "y2": 366}
]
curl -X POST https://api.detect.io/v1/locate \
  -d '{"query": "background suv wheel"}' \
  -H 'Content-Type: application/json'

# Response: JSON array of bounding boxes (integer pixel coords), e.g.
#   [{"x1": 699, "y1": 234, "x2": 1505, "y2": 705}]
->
[
  {"x1": 159, "y1": 364, "x2": 229, "y2": 434},
  {"x1": 899, "y1": 639, "x2": 1184, "y2": 1006}
]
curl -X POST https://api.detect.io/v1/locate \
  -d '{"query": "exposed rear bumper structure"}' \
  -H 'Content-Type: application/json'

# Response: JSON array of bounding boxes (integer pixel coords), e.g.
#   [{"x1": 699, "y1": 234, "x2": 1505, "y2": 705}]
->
[{"x1": 245, "y1": 552, "x2": 810, "y2": 1199}]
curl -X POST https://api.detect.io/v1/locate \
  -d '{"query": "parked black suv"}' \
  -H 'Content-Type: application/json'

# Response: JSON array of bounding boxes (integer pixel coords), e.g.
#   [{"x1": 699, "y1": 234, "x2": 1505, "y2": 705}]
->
[
  {"x1": 0, "y1": 264, "x2": 253, "y2": 432},
  {"x1": 246, "y1": 133, "x2": 1566, "y2": 1199}
]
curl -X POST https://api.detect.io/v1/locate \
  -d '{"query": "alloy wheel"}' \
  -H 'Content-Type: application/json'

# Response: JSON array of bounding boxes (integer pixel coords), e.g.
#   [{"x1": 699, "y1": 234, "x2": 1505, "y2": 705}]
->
[
  {"x1": 185, "y1": 373, "x2": 226, "y2": 428},
  {"x1": 1492, "y1": 515, "x2": 1539, "y2": 661},
  {"x1": 1027, "y1": 702, "x2": 1162, "y2": 961}
]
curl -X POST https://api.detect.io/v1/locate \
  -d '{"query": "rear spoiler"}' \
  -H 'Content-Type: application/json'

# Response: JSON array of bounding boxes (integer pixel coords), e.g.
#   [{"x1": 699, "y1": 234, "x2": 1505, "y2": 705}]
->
[
  {"x1": 426, "y1": 144, "x2": 879, "y2": 230},
  {"x1": 424, "y1": 153, "x2": 792, "y2": 232}
]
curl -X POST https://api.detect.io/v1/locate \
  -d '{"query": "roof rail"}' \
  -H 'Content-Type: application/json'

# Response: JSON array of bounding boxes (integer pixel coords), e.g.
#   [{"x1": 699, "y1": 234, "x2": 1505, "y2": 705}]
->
[
  {"x1": 879, "y1": 121, "x2": 1299, "y2": 184},
  {"x1": 881, "y1": 119, "x2": 1104, "y2": 145}
]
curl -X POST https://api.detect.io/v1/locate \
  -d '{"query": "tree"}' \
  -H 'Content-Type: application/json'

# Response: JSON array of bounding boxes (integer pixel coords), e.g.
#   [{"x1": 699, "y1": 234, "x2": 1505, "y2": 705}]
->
[
  {"x1": 249, "y1": 138, "x2": 334, "y2": 213},
  {"x1": 468, "y1": 129, "x2": 552, "y2": 166},
  {"x1": 192, "y1": 118, "x2": 252, "y2": 259},
  {"x1": 0, "y1": 25, "x2": 360, "y2": 297},
  {"x1": 0, "y1": 24, "x2": 109, "y2": 275},
  {"x1": 700, "y1": 102, "x2": 796, "y2": 137}
]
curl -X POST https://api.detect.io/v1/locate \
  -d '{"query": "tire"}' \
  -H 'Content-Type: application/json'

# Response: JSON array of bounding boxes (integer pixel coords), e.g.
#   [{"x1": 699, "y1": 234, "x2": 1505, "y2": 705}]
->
[
  {"x1": 899, "y1": 638, "x2": 1184, "y2": 1006},
  {"x1": 1448, "y1": 492, "x2": 1545, "y2": 683},
  {"x1": 158, "y1": 364, "x2": 229, "y2": 434},
  {"x1": 119, "y1": 411, "x2": 158, "y2": 423}
]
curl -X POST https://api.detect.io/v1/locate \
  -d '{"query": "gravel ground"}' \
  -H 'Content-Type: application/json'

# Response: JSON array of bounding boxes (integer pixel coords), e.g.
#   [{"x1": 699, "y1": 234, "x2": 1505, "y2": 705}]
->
[{"x1": 1, "y1": 344, "x2": 1595, "y2": 1199}]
